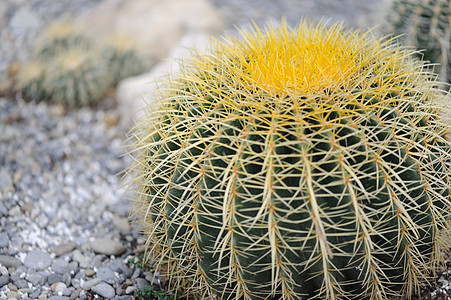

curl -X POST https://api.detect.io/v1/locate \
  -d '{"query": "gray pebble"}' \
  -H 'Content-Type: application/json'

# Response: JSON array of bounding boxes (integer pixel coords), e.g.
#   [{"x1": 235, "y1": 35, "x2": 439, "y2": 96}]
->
[
  {"x1": 108, "y1": 259, "x2": 132, "y2": 276},
  {"x1": 72, "y1": 250, "x2": 92, "y2": 269},
  {"x1": 8, "y1": 282, "x2": 17, "y2": 291},
  {"x1": 9, "y1": 7, "x2": 41, "y2": 30},
  {"x1": 24, "y1": 250, "x2": 52, "y2": 270},
  {"x1": 0, "y1": 169, "x2": 14, "y2": 194},
  {"x1": 125, "y1": 286, "x2": 137, "y2": 294},
  {"x1": 7, "y1": 290, "x2": 19, "y2": 299},
  {"x1": 10, "y1": 266, "x2": 26, "y2": 282},
  {"x1": 71, "y1": 278, "x2": 81, "y2": 289},
  {"x1": 88, "y1": 238, "x2": 125, "y2": 256},
  {"x1": 70, "y1": 289, "x2": 81, "y2": 300},
  {"x1": 81, "y1": 277, "x2": 102, "y2": 290},
  {"x1": 63, "y1": 287, "x2": 72, "y2": 296},
  {"x1": 91, "y1": 282, "x2": 115, "y2": 298},
  {"x1": 0, "y1": 255, "x2": 22, "y2": 268},
  {"x1": 14, "y1": 278, "x2": 29, "y2": 289},
  {"x1": 52, "y1": 259, "x2": 70, "y2": 274},
  {"x1": 18, "y1": 288, "x2": 34, "y2": 294},
  {"x1": 62, "y1": 273, "x2": 71, "y2": 287},
  {"x1": 0, "y1": 274, "x2": 9, "y2": 287},
  {"x1": 0, "y1": 233, "x2": 10, "y2": 248},
  {"x1": 47, "y1": 273, "x2": 62, "y2": 285},
  {"x1": 131, "y1": 268, "x2": 141, "y2": 279},
  {"x1": 26, "y1": 272, "x2": 44, "y2": 286},
  {"x1": 116, "y1": 296, "x2": 133, "y2": 300},
  {"x1": 50, "y1": 242, "x2": 77, "y2": 257},
  {"x1": 47, "y1": 297, "x2": 70, "y2": 300},
  {"x1": 96, "y1": 266, "x2": 115, "y2": 283},
  {"x1": 68, "y1": 261, "x2": 78, "y2": 274},
  {"x1": 135, "y1": 278, "x2": 150, "y2": 289},
  {"x1": 29, "y1": 290, "x2": 41, "y2": 298}
]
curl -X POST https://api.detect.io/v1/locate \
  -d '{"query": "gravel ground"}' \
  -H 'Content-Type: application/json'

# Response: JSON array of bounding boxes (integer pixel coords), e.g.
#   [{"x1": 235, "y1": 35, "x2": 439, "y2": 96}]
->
[{"x1": 0, "y1": 1, "x2": 449, "y2": 300}]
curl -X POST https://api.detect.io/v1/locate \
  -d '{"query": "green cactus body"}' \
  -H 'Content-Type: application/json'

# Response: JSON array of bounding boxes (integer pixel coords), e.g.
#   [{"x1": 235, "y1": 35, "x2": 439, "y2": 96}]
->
[
  {"x1": 15, "y1": 61, "x2": 46, "y2": 100},
  {"x1": 103, "y1": 35, "x2": 147, "y2": 85},
  {"x1": 387, "y1": 0, "x2": 451, "y2": 85},
  {"x1": 128, "y1": 21, "x2": 451, "y2": 299},
  {"x1": 43, "y1": 48, "x2": 111, "y2": 107},
  {"x1": 33, "y1": 22, "x2": 91, "y2": 60}
]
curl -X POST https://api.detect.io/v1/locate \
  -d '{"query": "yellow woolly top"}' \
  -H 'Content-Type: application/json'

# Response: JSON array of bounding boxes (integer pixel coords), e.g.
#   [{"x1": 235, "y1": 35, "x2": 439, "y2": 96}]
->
[{"x1": 185, "y1": 21, "x2": 425, "y2": 97}]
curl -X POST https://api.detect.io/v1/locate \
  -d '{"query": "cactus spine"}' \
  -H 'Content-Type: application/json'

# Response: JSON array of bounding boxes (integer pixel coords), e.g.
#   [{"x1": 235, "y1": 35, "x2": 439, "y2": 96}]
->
[
  {"x1": 386, "y1": 0, "x2": 451, "y2": 85},
  {"x1": 127, "y1": 21, "x2": 451, "y2": 300}
]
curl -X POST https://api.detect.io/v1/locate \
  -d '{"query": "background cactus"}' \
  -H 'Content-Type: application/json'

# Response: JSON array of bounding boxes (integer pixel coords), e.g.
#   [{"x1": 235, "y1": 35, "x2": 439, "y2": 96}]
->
[
  {"x1": 32, "y1": 22, "x2": 91, "y2": 60},
  {"x1": 127, "y1": 21, "x2": 451, "y2": 299},
  {"x1": 15, "y1": 21, "x2": 148, "y2": 107},
  {"x1": 103, "y1": 34, "x2": 148, "y2": 85},
  {"x1": 42, "y1": 48, "x2": 112, "y2": 107},
  {"x1": 385, "y1": 0, "x2": 451, "y2": 85},
  {"x1": 15, "y1": 61, "x2": 46, "y2": 100}
]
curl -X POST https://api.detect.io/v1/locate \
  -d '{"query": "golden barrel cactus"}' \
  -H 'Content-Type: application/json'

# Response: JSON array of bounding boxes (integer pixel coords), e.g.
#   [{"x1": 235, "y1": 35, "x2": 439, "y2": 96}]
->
[{"x1": 127, "y1": 21, "x2": 451, "y2": 299}]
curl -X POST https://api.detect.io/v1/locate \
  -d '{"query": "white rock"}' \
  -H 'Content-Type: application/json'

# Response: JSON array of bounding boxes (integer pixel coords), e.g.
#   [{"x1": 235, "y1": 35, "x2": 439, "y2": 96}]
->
[
  {"x1": 76, "y1": 0, "x2": 223, "y2": 61},
  {"x1": 9, "y1": 7, "x2": 41, "y2": 30},
  {"x1": 116, "y1": 32, "x2": 214, "y2": 126},
  {"x1": 87, "y1": 238, "x2": 125, "y2": 256}
]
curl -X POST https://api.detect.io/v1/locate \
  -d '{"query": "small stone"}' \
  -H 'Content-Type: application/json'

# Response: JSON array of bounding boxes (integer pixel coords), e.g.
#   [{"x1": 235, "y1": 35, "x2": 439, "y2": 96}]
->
[
  {"x1": 0, "y1": 255, "x2": 22, "y2": 268},
  {"x1": 125, "y1": 286, "x2": 137, "y2": 294},
  {"x1": 9, "y1": 7, "x2": 41, "y2": 29},
  {"x1": 145, "y1": 273, "x2": 159, "y2": 285},
  {"x1": 8, "y1": 282, "x2": 17, "y2": 291},
  {"x1": 0, "y1": 233, "x2": 9, "y2": 248},
  {"x1": 38, "y1": 294, "x2": 48, "y2": 300},
  {"x1": 52, "y1": 259, "x2": 70, "y2": 274},
  {"x1": 91, "y1": 282, "x2": 115, "y2": 298},
  {"x1": 88, "y1": 238, "x2": 125, "y2": 256},
  {"x1": 103, "y1": 113, "x2": 120, "y2": 128},
  {"x1": 13, "y1": 278, "x2": 28, "y2": 289},
  {"x1": 68, "y1": 261, "x2": 78, "y2": 274},
  {"x1": 62, "y1": 273, "x2": 71, "y2": 287},
  {"x1": 25, "y1": 273, "x2": 43, "y2": 286},
  {"x1": 63, "y1": 287, "x2": 72, "y2": 296},
  {"x1": 18, "y1": 288, "x2": 34, "y2": 294},
  {"x1": 109, "y1": 259, "x2": 132, "y2": 276},
  {"x1": 70, "y1": 289, "x2": 81, "y2": 300},
  {"x1": 72, "y1": 250, "x2": 92, "y2": 269},
  {"x1": 116, "y1": 296, "x2": 133, "y2": 300},
  {"x1": 131, "y1": 268, "x2": 141, "y2": 279},
  {"x1": 135, "y1": 277, "x2": 150, "y2": 289},
  {"x1": 96, "y1": 266, "x2": 115, "y2": 283},
  {"x1": 49, "y1": 105, "x2": 67, "y2": 117},
  {"x1": 47, "y1": 297, "x2": 70, "y2": 300},
  {"x1": 47, "y1": 273, "x2": 62, "y2": 285},
  {"x1": 0, "y1": 170, "x2": 14, "y2": 194},
  {"x1": 29, "y1": 290, "x2": 41, "y2": 299},
  {"x1": 71, "y1": 278, "x2": 81, "y2": 288},
  {"x1": 0, "y1": 275, "x2": 9, "y2": 287},
  {"x1": 81, "y1": 277, "x2": 102, "y2": 291},
  {"x1": 112, "y1": 216, "x2": 130, "y2": 232},
  {"x1": 7, "y1": 290, "x2": 19, "y2": 299},
  {"x1": 50, "y1": 242, "x2": 77, "y2": 257},
  {"x1": 51, "y1": 282, "x2": 66, "y2": 293},
  {"x1": 0, "y1": 265, "x2": 8, "y2": 275},
  {"x1": 24, "y1": 250, "x2": 52, "y2": 270},
  {"x1": 83, "y1": 269, "x2": 95, "y2": 277}
]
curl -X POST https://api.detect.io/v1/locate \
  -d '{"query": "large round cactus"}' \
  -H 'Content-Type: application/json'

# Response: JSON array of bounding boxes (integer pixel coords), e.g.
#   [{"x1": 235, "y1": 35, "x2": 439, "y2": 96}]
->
[{"x1": 127, "y1": 21, "x2": 451, "y2": 299}]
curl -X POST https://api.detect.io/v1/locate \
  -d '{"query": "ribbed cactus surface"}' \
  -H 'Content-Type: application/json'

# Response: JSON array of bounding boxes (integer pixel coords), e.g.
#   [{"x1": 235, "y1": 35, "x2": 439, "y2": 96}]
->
[
  {"x1": 127, "y1": 21, "x2": 451, "y2": 300},
  {"x1": 386, "y1": 0, "x2": 451, "y2": 85}
]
